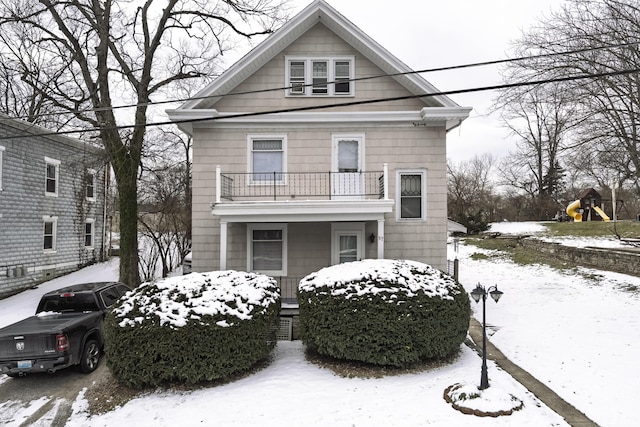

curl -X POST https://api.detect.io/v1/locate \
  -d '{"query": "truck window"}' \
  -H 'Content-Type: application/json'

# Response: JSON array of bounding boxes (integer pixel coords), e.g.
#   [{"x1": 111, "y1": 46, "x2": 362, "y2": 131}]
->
[
  {"x1": 100, "y1": 288, "x2": 120, "y2": 307},
  {"x1": 115, "y1": 284, "x2": 130, "y2": 297},
  {"x1": 38, "y1": 293, "x2": 100, "y2": 313}
]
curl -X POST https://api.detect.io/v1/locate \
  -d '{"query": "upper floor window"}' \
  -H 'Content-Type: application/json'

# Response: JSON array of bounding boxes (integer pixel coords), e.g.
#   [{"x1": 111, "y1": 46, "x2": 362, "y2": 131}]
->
[
  {"x1": 86, "y1": 169, "x2": 96, "y2": 200},
  {"x1": 0, "y1": 145, "x2": 4, "y2": 191},
  {"x1": 397, "y1": 170, "x2": 426, "y2": 220},
  {"x1": 43, "y1": 216, "x2": 58, "y2": 251},
  {"x1": 45, "y1": 157, "x2": 60, "y2": 197},
  {"x1": 285, "y1": 56, "x2": 354, "y2": 96},
  {"x1": 248, "y1": 135, "x2": 287, "y2": 184}
]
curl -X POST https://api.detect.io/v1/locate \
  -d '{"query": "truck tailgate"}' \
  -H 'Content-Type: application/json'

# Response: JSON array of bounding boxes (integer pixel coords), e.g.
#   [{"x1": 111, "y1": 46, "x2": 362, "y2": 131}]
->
[{"x1": 0, "y1": 312, "x2": 98, "y2": 360}]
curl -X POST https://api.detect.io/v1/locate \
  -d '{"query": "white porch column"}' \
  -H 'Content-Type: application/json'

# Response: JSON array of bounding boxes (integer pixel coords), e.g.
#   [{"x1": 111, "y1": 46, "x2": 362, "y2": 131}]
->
[
  {"x1": 377, "y1": 219, "x2": 385, "y2": 259},
  {"x1": 219, "y1": 220, "x2": 228, "y2": 270},
  {"x1": 215, "y1": 165, "x2": 221, "y2": 204}
]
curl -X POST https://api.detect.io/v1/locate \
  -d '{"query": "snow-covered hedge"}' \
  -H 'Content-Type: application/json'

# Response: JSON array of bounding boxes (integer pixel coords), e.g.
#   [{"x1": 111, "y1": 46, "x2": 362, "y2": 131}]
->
[
  {"x1": 298, "y1": 259, "x2": 470, "y2": 368},
  {"x1": 104, "y1": 271, "x2": 280, "y2": 388}
]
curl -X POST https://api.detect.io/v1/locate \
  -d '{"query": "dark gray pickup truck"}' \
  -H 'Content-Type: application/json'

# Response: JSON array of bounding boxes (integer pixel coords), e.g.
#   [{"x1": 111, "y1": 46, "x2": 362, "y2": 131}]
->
[{"x1": 0, "y1": 281, "x2": 130, "y2": 377}]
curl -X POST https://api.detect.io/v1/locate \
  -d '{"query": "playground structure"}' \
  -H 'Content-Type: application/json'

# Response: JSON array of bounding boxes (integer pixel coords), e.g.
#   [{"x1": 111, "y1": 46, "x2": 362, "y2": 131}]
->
[{"x1": 566, "y1": 188, "x2": 610, "y2": 222}]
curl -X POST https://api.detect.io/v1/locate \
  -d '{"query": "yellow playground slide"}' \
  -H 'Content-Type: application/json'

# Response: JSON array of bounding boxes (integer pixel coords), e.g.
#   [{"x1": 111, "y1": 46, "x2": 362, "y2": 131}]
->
[
  {"x1": 566, "y1": 200, "x2": 582, "y2": 222},
  {"x1": 593, "y1": 205, "x2": 610, "y2": 221}
]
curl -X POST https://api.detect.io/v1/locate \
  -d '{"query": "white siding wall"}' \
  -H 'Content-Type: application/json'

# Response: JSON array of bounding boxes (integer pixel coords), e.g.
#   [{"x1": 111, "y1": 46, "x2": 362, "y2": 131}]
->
[{"x1": 191, "y1": 124, "x2": 448, "y2": 273}]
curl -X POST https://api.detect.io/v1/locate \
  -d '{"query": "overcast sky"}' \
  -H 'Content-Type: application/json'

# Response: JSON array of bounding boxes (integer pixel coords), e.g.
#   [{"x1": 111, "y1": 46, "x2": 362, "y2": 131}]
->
[{"x1": 283, "y1": 0, "x2": 564, "y2": 163}]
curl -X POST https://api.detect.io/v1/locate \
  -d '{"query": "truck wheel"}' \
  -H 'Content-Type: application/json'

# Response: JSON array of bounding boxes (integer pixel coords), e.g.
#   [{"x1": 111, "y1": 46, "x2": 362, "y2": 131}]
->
[{"x1": 80, "y1": 339, "x2": 101, "y2": 373}]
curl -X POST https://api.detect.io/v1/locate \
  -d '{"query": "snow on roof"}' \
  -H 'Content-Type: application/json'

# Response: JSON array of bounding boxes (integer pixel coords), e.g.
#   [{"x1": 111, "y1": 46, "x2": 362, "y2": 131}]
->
[
  {"x1": 299, "y1": 259, "x2": 459, "y2": 301},
  {"x1": 113, "y1": 271, "x2": 279, "y2": 329}
]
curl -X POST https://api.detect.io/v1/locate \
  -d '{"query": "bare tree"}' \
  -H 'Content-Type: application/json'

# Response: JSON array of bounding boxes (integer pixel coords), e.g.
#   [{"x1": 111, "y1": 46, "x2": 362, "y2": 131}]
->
[
  {"x1": 494, "y1": 76, "x2": 575, "y2": 220},
  {"x1": 500, "y1": 0, "x2": 640, "y2": 200},
  {"x1": 447, "y1": 154, "x2": 496, "y2": 232},
  {"x1": 0, "y1": 0, "x2": 289, "y2": 286},
  {"x1": 138, "y1": 126, "x2": 192, "y2": 279},
  {"x1": 0, "y1": 42, "x2": 63, "y2": 128}
]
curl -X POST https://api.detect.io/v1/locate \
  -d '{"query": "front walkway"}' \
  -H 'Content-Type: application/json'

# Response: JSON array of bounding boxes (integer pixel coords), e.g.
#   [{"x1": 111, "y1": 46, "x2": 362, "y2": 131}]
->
[{"x1": 467, "y1": 317, "x2": 599, "y2": 427}]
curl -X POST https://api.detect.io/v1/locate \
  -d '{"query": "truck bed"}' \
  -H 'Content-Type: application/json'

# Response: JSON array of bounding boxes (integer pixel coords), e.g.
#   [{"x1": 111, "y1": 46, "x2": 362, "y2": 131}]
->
[
  {"x1": 0, "y1": 312, "x2": 96, "y2": 336},
  {"x1": 0, "y1": 312, "x2": 100, "y2": 361}
]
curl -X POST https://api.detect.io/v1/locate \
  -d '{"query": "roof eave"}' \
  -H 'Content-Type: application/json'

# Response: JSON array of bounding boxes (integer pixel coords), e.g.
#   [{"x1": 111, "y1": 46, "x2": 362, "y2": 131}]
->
[{"x1": 421, "y1": 107, "x2": 473, "y2": 131}]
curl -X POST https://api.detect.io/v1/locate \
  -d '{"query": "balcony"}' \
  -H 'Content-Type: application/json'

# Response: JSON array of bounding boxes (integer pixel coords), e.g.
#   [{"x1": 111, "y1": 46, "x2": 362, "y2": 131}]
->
[
  {"x1": 212, "y1": 165, "x2": 394, "y2": 272},
  {"x1": 216, "y1": 165, "x2": 388, "y2": 202},
  {"x1": 212, "y1": 165, "x2": 393, "y2": 231}
]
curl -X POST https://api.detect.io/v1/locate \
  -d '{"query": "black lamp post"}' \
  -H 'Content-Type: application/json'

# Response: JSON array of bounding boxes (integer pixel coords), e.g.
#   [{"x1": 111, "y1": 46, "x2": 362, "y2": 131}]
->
[{"x1": 470, "y1": 283, "x2": 504, "y2": 390}]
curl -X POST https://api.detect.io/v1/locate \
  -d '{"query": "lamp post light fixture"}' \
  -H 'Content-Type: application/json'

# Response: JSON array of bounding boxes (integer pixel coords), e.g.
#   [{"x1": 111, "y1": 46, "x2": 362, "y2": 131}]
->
[{"x1": 470, "y1": 283, "x2": 504, "y2": 390}]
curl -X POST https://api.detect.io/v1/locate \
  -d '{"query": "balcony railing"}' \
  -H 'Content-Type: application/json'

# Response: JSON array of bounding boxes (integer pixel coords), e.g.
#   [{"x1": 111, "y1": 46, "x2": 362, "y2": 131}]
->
[{"x1": 216, "y1": 164, "x2": 388, "y2": 202}]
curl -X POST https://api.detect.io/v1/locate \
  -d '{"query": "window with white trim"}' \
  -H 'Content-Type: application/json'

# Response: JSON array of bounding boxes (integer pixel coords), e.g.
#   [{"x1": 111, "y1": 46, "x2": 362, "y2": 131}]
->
[
  {"x1": 0, "y1": 145, "x2": 4, "y2": 191},
  {"x1": 43, "y1": 216, "x2": 58, "y2": 251},
  {"x1": 84, "y1": 219, "x2": 95, "y2": 248},
  {"x1": 334, "y1": 60, "x2": 351, "y2": 94},
  {"x1": 45, "y1": 157, "x2": 60, "y2": 196},
  {"x1": 247, "y1": 224, "x2": 287, "y2": 276},
  {"x1": 285, "y1": 57, "x2": 354, "y2": 96},
  {"x1": 396, "y1": 170, "x2": 426, "y2": 220},
  {"x1": 312, "y1": 61, "x2": 328, "y2": 94},
  {"x1": 86, "y1": 169, "x2": 96, "y2": 200},
  {"x1": 331, "y1": 222, "x2": 365, "y2": 265},
  {"x1": 248, "y1": 135, "x2": 286, "y2": 183}
]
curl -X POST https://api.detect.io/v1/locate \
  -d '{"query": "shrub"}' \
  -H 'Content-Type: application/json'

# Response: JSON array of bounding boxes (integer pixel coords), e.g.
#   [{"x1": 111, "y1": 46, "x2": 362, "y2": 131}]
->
[
  {"x1": 298, "y1": 259, "x2": 470, "y2": 368},
  {"x1": 104, "y1": 271, "x2": 280, "y2": 388}
]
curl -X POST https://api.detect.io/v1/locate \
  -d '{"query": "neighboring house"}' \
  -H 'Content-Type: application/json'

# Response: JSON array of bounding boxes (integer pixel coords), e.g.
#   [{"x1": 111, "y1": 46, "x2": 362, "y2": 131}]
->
[
  {"x1": 0, "y1": 113, "x2": 108, "y2": 298},
  {"x1": 167, "y1": 0, "x2": 470, "y2": 334}
]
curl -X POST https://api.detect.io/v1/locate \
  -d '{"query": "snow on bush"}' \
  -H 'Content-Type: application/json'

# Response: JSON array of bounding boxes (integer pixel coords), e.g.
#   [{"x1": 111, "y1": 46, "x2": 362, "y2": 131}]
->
[
  {"x1": 104, "y1": 271, "x2": 281, "y2": 387},
  {"x1": 298, "y1": 259, "x2": 470, "y2": 368},
  {"x1": 299, "y1": 258, "x2": 459, "y2": 300},
  {"x1": 114, "y1": 271, "x2": 279, "y2": 328}
]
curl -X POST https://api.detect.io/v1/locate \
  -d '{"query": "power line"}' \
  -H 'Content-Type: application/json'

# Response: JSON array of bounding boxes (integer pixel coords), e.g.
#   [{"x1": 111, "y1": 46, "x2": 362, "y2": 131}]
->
[
  {"x1": 1, "y1": 65, "x2": 638, "y2": 141},
  {"x1": 176, "y1": 40, "x2": 640, "y2": 105},
  {"x1": 0, "y1": 40, "x2": 637, "y2": 124}
]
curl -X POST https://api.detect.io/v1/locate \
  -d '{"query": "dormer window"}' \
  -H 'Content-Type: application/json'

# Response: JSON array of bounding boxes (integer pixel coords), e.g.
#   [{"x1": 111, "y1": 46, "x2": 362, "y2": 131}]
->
[
  {"x1": 334, "y1": 61, "x2": 351, "y2": 94},
  {"x1": 312, "y1": 61, "x2": 328, "y2": 94},
  {"x1": 286, "y1": 56, "x2": 354, "y2": 96},
  {"x1": 289, "y1": 61, "x2": 305, "y2": 94}
]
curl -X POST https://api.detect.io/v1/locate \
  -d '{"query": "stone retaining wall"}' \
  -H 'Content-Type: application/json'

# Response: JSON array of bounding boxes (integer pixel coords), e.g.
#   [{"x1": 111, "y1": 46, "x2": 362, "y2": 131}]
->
[{"x1": 520, "y1": 238, "x2": 640, "y2": 277}]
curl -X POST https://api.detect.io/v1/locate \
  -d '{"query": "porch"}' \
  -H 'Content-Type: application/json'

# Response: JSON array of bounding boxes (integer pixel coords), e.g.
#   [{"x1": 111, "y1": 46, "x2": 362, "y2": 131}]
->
[
  {"x1": 211, "y1": 166, "x2": 395, "y2": 341},
  {"x1": 212, "y1": 165, "x2": 394, "y2": 270}
]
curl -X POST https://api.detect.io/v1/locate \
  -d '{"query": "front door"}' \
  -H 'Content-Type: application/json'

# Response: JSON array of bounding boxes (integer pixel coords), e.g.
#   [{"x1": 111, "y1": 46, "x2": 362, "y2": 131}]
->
[
  {"x1": 331, "y1": 223, "x2": 364, "y2": 265},
  {"x1": 332, "y1": 135, "x2": 363, "y2": 198}
]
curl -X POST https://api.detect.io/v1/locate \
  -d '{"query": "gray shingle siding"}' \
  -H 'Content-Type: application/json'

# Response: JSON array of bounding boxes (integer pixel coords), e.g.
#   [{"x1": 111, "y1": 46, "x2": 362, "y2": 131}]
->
[{"x1": 0, "y1": 115, "x2": 108, "y2": 298}]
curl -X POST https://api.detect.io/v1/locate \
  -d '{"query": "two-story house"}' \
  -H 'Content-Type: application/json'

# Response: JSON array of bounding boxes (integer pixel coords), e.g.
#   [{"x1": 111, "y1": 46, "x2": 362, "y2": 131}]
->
[
  {"x1": 0, "y1": 113, "x2": 108, "y2": 298},
  {"x1": 167, "y1": 0, "x2": 471, "y2": 334}
]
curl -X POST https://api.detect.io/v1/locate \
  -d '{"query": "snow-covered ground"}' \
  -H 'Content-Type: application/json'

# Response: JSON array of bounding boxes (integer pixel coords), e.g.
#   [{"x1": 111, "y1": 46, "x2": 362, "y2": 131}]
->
[
  {"x1": 464, "y1": 221, "x2": 640, "y2": 427},
  {"x1": 488, "y1": 220, "x2": 632, "y2": 248},
  {"x1": 1, "y1": 221, "x2": 638, "y2": 426}
]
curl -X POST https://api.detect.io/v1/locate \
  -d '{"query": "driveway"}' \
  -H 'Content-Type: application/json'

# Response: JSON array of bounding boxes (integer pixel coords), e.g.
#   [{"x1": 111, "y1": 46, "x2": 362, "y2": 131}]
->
[{"x1": 0, "y1": 360, "x2": 110, "y2": 426}]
